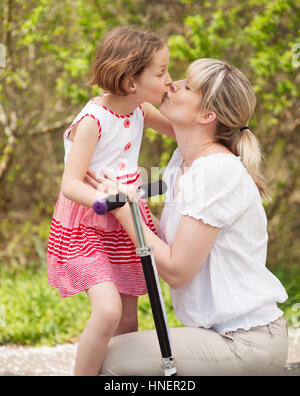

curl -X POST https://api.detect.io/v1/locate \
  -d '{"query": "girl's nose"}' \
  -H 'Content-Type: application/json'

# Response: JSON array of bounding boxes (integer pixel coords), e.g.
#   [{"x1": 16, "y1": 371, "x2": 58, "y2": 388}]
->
[{"x1": 166, "y1": 72, "x2": 172, "y2": 86}]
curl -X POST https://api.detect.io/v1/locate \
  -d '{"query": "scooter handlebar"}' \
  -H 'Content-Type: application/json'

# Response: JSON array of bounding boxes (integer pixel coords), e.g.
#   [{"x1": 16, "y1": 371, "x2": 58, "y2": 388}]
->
[{"x1": 93, "y1": 180, "x2": 167, "y2": 215}]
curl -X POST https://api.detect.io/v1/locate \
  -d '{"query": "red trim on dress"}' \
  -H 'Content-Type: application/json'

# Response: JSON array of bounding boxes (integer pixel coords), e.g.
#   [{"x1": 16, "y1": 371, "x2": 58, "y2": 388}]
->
[
  {"x1": 138, "y1": 105, "x2": 145, "y2": 118},
  {"x1": 90, "y1": 99, "x2": 134, "y2": 119},
  {"x1": 64, "y1": 113, "x2": 102, "y2": 141}
]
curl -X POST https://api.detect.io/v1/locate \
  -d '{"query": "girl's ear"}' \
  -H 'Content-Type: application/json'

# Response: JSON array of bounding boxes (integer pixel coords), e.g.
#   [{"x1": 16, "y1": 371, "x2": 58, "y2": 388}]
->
[
  {"x1": 123, "y1": 76, "x2": 137, "y2": 94},
  {"x1": 197, "y1": 111, "x2": 217, "y2": 125}
]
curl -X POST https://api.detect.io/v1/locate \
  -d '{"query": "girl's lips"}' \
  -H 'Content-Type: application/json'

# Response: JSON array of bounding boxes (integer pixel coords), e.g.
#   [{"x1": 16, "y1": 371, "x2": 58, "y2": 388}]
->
[{"x1": 162, "y1": 92, "x2": 169, "y2": 102}]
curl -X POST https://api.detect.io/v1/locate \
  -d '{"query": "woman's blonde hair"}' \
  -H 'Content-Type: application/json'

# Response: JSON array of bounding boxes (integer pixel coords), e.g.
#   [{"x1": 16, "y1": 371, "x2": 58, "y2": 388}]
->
[
  {"x1": 88, "y1": 26, "x2": 165, "y2": 95},
  {"x1": 187, "y1": 58, "x2": 270, "y2": 201}
]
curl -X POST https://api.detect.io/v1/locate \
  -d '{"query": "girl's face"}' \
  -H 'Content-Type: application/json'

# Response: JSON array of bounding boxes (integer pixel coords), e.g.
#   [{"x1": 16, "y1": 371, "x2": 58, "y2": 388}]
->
[
  {"x1": 159, "y1": 79, "x2": 201, "y2": 125},
  {"x1": 134, "y1": 46, "x2": 172, "y2": 106}
]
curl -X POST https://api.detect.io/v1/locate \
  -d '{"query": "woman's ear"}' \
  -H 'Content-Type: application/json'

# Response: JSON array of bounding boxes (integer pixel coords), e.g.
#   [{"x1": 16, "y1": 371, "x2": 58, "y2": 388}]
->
[
  {"x1": 123, "y1": 76, "x2": 137, "y2": 94},
  {"x1": 197, "y1": 111, "x2": 217, "y2": 125}
]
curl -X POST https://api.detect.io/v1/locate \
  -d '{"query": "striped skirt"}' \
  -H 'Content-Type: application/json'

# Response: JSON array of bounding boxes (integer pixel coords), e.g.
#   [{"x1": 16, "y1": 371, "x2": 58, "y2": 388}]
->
[{"x1": 47, "y1": 180, "x2": 156, "y2": 298}]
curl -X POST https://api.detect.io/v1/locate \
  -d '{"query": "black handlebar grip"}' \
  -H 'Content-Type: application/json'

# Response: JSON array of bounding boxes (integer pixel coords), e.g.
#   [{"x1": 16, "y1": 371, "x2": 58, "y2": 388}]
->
[
  {"x1": 137, "y1": 180, "x2": 167, "y2": 198},
  {"x1": 93, "y1": 192, "x2": 127, "y2": 215},
  {"x1": 93, "y1": 180, "x2": 167, "y2": 215}
]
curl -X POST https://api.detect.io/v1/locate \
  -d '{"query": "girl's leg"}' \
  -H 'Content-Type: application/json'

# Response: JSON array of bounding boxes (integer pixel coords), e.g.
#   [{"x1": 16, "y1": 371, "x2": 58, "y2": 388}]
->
[
  {"x1": 74, "y1": 281, "x2": 122, "y2": 376},
  {"x1": 114, "y1": 294, "x2": 138, "y2": 336}
]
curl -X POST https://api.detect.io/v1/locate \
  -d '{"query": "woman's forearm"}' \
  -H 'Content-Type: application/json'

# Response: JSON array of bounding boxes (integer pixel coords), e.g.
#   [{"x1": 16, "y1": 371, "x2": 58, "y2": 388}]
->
[{"x1": 114, "y1": 206, "x2": 178, "y2": 288}]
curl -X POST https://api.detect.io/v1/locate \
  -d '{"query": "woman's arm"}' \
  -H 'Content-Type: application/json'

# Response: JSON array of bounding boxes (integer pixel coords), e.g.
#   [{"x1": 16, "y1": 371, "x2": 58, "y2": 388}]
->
[
  {"x1": 61, "y1": 117, "x2": 106, "y2": 207},
  {"x1": 142, "y1": 102, "x2": 175, "y2": 139},
  {"x1": 114, "y1": 204, "x2": 220, "y2": 289}
]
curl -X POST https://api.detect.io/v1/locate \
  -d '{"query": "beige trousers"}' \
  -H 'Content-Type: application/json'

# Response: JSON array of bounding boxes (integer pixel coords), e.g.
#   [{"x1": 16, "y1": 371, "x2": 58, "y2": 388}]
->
[{"x1": 100, "y1": 317, "x2": 288, "y2": 376}]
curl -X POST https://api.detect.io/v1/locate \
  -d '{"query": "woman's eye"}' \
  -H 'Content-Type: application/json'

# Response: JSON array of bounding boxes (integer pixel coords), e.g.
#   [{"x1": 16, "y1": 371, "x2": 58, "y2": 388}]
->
[{"x1": 185, "y1": 85, "x2": 190, "y2": 90}]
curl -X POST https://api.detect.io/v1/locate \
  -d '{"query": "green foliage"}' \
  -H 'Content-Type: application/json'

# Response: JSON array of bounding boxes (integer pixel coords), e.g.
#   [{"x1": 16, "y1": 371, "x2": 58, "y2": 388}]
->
[
  {"x1": 0, "y1": 0, "x2": 299, "y2": 345},
  {"x1": 0, "y1": 267, "x2": 90, "y2": 346},
  {"x1": 0, "y1": 265, "x2": 298, "y2": 346},
  {"x1": 0, "y1": 267, "x2": 182, "y2": 346}
]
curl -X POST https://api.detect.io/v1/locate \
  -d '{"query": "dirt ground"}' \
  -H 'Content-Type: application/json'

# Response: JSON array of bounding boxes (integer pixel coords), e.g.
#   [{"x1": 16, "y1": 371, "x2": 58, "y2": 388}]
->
[{"x1": 0, "y1": 328, "x2": 299, "y2": 376}]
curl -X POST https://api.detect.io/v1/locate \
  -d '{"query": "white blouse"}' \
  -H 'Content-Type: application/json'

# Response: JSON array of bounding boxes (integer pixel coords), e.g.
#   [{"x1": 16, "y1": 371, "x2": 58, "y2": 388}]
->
[{"x1": 160, "y1": 148, "x2": 288, "y2": 333}]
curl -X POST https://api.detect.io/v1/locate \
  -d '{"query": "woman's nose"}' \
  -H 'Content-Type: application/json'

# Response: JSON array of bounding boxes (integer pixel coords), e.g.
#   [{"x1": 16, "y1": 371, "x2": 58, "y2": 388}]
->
[
  {"x1": 169, "y1": 83, "x2": 176, "y2": 93},
  {"x1": 171, "y1": 81, "x2": 181, "y2": 92}
]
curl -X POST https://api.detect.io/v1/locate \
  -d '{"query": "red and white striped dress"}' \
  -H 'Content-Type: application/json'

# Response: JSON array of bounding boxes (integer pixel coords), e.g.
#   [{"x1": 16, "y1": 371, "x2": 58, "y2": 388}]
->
[{"x1": 47, "y1": 97, "x2": 156, "y2": 298}]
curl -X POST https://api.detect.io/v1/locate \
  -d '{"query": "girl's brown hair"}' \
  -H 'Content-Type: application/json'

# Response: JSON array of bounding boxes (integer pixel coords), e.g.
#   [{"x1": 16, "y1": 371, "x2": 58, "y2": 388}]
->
[
  {"x1": 188, "y1": 58, "x2": 270, "y2": 201},
  {"x1": 88, "y1": 26, "x2": 166, "y2": 95}
]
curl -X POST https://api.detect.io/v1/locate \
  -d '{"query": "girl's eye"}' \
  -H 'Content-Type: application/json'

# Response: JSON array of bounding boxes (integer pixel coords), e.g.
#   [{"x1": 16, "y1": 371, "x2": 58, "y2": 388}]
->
[{"x1": 185, "y1": 85, "x2": 190, "y2": 90}]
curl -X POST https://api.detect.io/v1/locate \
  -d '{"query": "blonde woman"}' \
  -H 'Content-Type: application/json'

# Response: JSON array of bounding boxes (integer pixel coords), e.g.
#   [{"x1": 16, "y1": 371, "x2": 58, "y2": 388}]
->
[{"x1": 89, "y1": 58, "x2": 288, "y2": 376}]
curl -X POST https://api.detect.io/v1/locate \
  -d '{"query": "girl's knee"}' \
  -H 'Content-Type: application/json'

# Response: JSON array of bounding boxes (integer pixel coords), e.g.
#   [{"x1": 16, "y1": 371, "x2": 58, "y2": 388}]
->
[
  {"x1": 88, "y1": 282, "x2": 122, "y2": 334},
  {"x1": 90, "y1": 303, "x2": 122, "y2": 337}
]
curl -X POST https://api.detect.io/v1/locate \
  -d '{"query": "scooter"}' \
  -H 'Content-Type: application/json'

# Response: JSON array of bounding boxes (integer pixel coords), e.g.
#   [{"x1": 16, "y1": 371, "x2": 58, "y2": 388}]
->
[{"x1": 93, "y1": 180, "x2": 178, "y2": 376}]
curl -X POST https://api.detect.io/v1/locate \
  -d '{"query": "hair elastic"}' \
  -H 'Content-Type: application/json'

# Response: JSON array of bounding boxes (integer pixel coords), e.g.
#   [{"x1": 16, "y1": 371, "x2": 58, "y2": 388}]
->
[{"x1": 239, "y1": 127, "x2": 248, "y2": 132}]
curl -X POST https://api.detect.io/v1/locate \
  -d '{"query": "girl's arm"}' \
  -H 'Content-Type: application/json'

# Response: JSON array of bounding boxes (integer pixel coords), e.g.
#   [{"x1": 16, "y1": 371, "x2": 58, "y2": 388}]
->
[
  {"x1": 114, "y1": 203, "x2": 220, "y2": 289},
  {"x1": 61, "y1": 117, "x2": 105, "y2": 207},
  {"x1": 141, "y1": 102, "x2": 175, "y2": 139}
]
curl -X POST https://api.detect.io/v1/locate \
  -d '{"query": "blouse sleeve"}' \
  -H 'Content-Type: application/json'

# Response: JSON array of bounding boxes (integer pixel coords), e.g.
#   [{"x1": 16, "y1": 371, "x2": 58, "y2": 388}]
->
[{"x1": 178, "y1": 156, "x2": 251, "y2": 228}]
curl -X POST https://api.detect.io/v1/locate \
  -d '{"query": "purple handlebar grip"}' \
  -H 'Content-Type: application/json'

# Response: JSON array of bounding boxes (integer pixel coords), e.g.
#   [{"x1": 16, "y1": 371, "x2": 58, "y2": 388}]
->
[{"x1": 93, "y1": 200, "x2": 108, "y2": 215}]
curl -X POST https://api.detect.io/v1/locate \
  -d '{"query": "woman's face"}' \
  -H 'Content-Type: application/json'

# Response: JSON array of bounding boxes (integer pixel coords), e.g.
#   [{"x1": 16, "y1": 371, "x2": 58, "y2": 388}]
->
[{"x1": 159, "y1": 79, "x2": 202, "y2": 126}]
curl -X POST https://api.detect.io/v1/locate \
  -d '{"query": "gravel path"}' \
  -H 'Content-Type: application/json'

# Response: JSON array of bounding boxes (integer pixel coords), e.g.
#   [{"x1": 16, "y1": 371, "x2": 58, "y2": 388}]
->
[{"x1": 1, "y1": 328, "x2": 299, "y2": 376}]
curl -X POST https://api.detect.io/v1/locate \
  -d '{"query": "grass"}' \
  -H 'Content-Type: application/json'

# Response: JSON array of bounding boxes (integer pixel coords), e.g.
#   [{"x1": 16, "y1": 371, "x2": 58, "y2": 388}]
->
[
  {"x1": 0, "y1": 264, "x2": 299, "y2": 347},
  {"x1": 0, "y1": 266, "x2": 182, "y2": 346}
]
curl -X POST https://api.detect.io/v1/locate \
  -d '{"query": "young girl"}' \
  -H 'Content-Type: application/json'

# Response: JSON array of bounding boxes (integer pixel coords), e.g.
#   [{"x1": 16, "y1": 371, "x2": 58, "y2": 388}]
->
[{"x1": 47, "y1": 26, "x2": 173, "y2": 376}]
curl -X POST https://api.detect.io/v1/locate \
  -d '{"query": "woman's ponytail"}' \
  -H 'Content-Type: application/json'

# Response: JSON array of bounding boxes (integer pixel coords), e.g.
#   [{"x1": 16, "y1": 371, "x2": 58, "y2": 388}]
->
[{"x1": 232, "y1": 128, "x2": 271, "y2": 201}]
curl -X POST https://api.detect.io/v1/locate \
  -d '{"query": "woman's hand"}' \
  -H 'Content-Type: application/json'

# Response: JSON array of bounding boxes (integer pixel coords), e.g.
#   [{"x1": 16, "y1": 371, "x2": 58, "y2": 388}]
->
[{"x1": 84, "y1": 169, "x2": 117, "y2": 195}]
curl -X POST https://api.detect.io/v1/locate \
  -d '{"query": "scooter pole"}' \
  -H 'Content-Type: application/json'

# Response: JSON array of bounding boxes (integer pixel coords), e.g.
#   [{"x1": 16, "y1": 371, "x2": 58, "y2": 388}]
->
[{"x1": 93, "y1": 180, "x2": 177, "y2": 376}]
